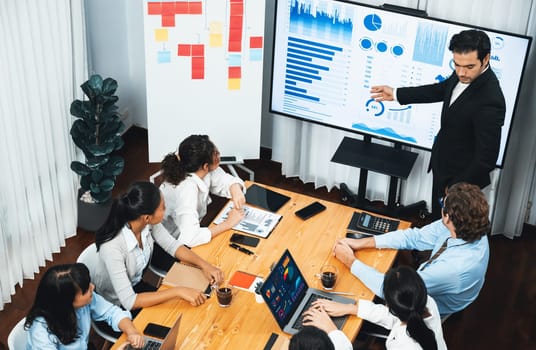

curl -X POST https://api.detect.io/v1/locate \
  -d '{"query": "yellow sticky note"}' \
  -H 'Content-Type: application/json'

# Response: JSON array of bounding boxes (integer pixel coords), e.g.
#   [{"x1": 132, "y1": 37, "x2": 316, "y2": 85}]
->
[
  {"x1": 210, "y1": 21, "x2": 223, "y2": 34},
  {"x1": 155, "y1": 29, "x2": 168, "y2": 42},
  {"x1": 228, "y1": 78, "x2": 241, "y2": 90},
  {"x1": 209, "y1": 34, "x2": 223, "y2": 47}
]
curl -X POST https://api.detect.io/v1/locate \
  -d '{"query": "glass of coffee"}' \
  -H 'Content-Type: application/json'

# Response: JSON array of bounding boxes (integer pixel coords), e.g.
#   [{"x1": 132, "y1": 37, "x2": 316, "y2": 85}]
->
[
  {"x1": 320, "y1": 265, "x2": 338, "y2": 290},
  {"x1": 216, "y1": 286, "x2": 233, "y2": 307}
]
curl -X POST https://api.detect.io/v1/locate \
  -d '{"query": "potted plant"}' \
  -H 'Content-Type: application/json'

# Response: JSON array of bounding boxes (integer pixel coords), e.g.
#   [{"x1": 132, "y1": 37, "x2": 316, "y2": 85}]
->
[{"x1": 69, "y1": 74, "x2": 125, "y2": 231}]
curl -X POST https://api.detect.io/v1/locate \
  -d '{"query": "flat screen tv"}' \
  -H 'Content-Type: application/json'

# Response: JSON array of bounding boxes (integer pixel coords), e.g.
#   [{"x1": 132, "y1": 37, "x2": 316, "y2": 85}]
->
[{"x1": 269, "y1": 0, "x2": 531, "y2": 167}]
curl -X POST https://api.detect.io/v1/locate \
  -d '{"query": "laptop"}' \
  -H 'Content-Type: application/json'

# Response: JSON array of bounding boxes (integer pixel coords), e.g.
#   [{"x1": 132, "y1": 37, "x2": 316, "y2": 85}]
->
[
  {"x1": 260, "y1": 250, "x2": 355, "y2": 335},
  {"x1": 245, "y1": 184, "x2": 290, "y2": 212},
  {"x1": 127, "y1": 314, "x2": 181, "y2": 350}
]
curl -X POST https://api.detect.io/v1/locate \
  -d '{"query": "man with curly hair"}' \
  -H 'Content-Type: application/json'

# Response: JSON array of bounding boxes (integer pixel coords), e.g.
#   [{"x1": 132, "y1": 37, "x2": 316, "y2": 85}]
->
[{"x1": 333, "y1": 182, "x2": 490, "y2": 318}]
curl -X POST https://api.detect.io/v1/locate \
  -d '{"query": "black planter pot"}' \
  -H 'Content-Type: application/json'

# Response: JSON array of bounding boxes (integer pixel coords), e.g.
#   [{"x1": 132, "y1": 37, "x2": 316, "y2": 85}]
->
[{"x1": 77, "y1": 189, "x2": 112, "y2": 232}]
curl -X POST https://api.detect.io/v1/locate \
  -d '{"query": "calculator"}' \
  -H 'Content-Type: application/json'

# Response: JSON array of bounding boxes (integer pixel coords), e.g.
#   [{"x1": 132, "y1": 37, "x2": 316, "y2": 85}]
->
[{"x1": 347, "y1": 212, "x2": 400, "y2": 236}]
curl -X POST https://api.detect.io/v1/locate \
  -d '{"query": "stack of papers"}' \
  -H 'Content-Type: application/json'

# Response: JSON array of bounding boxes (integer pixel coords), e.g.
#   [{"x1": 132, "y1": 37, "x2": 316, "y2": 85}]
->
[{"x1": 213, "y1": 203, "x2": 282, "y2": 238}]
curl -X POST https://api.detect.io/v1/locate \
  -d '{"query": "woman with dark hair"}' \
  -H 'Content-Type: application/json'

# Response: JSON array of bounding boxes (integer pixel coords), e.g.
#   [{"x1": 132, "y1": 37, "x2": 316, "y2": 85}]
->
[
  {"x1": 25, "y1": 263, "x2": 144, "y2": 349},
  {"x1": 92, "y1": 181, "x2": 223, "y2": 312},
  {"x1": 289, "y1": 326, "x2": 336, "y2": 350},
  {"x1": 303, "y1": 266, "x2": 447, "y2": 350},
  {"x1": 159, "y1": 135, "x2": 245, "y2": 248}
]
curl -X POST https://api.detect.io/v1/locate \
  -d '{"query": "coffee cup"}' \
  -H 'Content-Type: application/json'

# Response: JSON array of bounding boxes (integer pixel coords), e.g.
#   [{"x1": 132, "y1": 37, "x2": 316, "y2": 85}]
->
[
  {"x1": 216, "y1": 286, "x2": 233, "y2": 307},
  {"x1": 320, "y1": 265, "x2": 338, "y2": 290}
]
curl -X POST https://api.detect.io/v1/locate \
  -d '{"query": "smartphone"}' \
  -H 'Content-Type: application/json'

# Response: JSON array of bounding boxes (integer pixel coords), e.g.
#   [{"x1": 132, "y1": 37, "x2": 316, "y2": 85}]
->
[
  {"x1": 230, "y1": 233, "x2": 260, "y2": 247},
  {"x1": 143, "y1": 322, "x2": 170, "y2": 339},
  {"x1": 295, "y1": 201, "x2": 326, "y2": 220}
]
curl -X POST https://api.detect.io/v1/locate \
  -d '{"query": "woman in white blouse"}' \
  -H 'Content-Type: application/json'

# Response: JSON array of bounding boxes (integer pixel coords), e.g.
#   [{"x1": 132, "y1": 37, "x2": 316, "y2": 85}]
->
[
  {"x1": 92, "y1": 181, "x2": 223, "y2": 313},
  {"x1": 158, "y1": 135, "x2": 245, "y2": 249},
  {"x1": 300, "y1": 266, "x2": 447, "y2": 350}
]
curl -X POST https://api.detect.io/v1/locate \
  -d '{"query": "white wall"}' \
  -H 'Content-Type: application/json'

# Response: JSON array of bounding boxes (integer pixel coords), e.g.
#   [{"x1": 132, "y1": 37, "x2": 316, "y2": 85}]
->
[{"x1": 84, "y1": 0, "x2": 147, "y2": 128}]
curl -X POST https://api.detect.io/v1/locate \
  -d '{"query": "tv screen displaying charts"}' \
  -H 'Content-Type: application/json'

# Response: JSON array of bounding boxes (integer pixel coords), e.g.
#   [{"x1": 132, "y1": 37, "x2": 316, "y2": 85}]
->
[{"x1": 269, "y1": 0, "x2": 531, "y2": 167}]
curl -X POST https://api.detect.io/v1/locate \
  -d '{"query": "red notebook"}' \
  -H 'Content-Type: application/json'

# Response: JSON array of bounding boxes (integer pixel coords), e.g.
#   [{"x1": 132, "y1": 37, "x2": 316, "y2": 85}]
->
[{"x1": 229, "y1": 270, "x2": 263, "y2": 293}]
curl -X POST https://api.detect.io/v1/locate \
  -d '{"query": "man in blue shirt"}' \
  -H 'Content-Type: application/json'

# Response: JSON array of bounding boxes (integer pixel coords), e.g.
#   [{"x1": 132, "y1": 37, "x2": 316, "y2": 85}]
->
[{"x1": 334, "y1": 182, "x2": 490, "y2": 318}]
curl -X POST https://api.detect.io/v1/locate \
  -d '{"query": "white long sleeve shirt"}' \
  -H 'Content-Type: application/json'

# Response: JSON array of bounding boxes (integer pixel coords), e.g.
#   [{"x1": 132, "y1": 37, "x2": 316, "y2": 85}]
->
[
  {"x1": 160, "y1": 167, "x2": 244, "y2": 247},
  {"x1": 358, "y1": 296, "x2": 447, "y2": 350}
]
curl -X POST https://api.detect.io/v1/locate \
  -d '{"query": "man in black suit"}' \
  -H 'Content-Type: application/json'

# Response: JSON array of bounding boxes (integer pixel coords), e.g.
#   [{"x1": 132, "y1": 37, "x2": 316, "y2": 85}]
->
[{"x1": 371, "y1": 30, "x2": 505, "y2": 219}]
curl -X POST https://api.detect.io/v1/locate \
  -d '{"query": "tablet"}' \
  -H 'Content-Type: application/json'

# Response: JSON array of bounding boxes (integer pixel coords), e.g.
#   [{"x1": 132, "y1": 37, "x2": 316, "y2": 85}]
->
[{"x1": 245, "y1": 184, "x2": 290, "y2": 212}]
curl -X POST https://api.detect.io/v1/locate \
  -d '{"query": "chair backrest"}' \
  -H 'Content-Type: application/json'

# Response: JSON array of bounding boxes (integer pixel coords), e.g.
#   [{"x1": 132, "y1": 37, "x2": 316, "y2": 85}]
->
[
  {"x1": 77, "y1": 243, "x2": 99, "y2": 278},
  {"x1": 8, "y1": 317, "x2": 27, "y2": 350},
  {"x1": 76, "y1": 243, "x2": 120, "y2": 343}
]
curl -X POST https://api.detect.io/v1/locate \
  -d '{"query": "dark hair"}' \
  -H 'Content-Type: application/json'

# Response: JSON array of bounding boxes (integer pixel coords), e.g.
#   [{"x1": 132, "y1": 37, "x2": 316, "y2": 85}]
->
[
  {"x1": 25, "y1": 263, "x2": 91, "y2": 344},
  {"x1": 289, "y1": 326, "x2": 335, "y2": 350},
  {"x1": 95, "y1": 181, "x2": 161, "y2": 250},
  {"x1": 444, "y1": 182, "x2": 490, "y2": 242},
  {"x1": 449, "y1": 29, "x2": 491, "y2": 63},
  {"x1": 161, "y1": 135, "x2": 217, "y2": 185},
  {"x1": 383, "y1": 266, "x2": 437, "y2": 350}
]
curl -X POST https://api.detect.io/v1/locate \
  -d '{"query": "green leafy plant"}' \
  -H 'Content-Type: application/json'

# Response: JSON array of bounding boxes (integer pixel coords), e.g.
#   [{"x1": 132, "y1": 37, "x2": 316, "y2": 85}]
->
[{"x1": 69, "y1": 74, "x2": 125, "y2": 203}]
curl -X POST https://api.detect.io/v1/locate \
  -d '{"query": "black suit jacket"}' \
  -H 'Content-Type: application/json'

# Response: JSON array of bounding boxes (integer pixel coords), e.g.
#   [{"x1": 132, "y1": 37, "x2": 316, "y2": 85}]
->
[{"x1": 397, "y1": 68, "x2": 506, "y2": 189}]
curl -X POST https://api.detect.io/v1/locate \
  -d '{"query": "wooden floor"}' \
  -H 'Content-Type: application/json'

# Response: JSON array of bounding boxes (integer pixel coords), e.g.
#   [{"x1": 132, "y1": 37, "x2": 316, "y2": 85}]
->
[{"x1": 1, "y1": 127, "x2": 534, "y2": 349}]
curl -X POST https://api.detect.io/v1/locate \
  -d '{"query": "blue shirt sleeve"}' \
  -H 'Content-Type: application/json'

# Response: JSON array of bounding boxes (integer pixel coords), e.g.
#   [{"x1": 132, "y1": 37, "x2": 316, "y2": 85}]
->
[
  {"x1": 350, "y1": 259, "x2": 385, "y2": 298},
  {"x1": 374, "y1": 219, "x2": 449, "y2": 251},
  {"x1": 90, "y1": 293, "x2": 132, "y2": 332},
  {"x1": 350, "y1": 220, "x2": 451, "y2": 299}
]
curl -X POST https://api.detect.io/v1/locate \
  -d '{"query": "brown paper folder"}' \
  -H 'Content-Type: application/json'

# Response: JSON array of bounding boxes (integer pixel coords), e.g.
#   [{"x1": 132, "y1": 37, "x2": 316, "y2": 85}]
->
[{"x1": 162, "y1": 262, "x2": 211, "y2": 294}]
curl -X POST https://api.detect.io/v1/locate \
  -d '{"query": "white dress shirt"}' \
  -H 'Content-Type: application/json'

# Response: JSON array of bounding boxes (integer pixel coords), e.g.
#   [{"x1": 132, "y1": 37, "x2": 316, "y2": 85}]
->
[
  {"x1": 160, "y1": 167, "x2": 244, "y2": 247},
  {"x1": 357, "y1": 296, "x2": 447, "y2": 350}
]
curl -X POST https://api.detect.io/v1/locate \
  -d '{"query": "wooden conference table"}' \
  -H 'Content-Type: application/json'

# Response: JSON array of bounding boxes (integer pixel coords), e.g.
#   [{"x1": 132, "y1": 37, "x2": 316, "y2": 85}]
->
[{"x1": 112, "y1": 182, "x2": 410, "y2": 349}]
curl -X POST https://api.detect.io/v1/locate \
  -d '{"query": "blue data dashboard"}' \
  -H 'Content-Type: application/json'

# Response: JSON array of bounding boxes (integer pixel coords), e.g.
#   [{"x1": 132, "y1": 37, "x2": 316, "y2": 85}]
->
[{"x1": 270, "y1": 0, "x2": 531, "y2": 166}]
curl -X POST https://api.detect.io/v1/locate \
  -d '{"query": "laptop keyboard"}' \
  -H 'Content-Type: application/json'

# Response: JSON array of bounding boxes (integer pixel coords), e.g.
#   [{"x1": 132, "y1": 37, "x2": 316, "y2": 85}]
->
[
  {"x1": 292, "y1": 293, "x2": 332, "y2": 330},
  {"x1": 143, "y1": 339, "x2": 162, "y2": 350}
]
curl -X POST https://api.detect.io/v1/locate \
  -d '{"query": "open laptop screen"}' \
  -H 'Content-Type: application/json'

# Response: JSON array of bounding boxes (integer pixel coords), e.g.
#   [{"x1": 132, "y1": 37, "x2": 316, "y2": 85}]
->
[{"x1": 260, "y1": 249, "x2": 308, "y2": 329}]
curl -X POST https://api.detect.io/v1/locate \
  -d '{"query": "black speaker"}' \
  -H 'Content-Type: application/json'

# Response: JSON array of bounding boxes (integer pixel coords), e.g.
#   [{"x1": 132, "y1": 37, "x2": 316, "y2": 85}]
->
[{"x1": 339, "y1": 183, "x2": 358, "y2": 206}]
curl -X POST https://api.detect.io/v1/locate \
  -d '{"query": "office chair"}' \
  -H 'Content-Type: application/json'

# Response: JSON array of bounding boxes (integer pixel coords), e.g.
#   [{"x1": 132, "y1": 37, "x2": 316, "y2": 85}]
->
[
  {"x1": 77, "y1": 243, "x2": 120, "y2": 344},
  {"x1": 8, "y1": 317, "x2": 27, "y2": 350}
]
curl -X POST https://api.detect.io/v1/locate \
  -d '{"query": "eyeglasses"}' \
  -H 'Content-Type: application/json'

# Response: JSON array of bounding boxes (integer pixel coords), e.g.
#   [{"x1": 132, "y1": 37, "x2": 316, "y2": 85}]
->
[
  {"x1": 439, "y1": 196, "x2": 449, "y2": 217},
  {"x1": 438, "y1": 196, "x2": 445, "y2": 209}
]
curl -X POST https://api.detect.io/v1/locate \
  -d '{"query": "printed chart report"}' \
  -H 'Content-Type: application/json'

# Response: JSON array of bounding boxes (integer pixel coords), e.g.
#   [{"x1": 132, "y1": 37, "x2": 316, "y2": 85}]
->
[{"x1": 271, "y1": 0, "x2": 530, "y2": 162}]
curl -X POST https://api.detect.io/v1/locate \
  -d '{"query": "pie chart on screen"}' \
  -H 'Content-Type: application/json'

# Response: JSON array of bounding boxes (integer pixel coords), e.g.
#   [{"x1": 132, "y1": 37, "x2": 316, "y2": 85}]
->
[{"x1": 364, "y1": 14, "x2": 382, "y2": 31}]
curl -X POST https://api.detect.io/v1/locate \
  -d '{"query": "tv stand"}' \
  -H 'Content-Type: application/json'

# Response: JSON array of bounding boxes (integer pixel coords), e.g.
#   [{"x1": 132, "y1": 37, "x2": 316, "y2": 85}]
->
[{"x1": 331, "y1": 136, "x2": 425, "y2": 218}]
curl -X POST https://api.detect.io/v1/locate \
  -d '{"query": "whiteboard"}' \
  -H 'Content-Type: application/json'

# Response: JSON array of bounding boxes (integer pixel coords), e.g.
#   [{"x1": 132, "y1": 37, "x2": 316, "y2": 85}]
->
[{"x1": 143, "y1": 1, "x2": 266, "y2": 162}]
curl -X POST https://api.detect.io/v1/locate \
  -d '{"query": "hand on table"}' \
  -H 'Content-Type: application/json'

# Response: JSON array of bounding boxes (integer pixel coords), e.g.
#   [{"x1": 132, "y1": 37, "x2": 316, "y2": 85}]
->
[
  {"x1": 175, "y1": 286, "x2": 208, "y2": 306},
  {"x1": 333, "y1": 241, "x2": 357, "y2": 269},
  {"x1": 226, "y1": 207, "x2": 245, "y2": 227}
]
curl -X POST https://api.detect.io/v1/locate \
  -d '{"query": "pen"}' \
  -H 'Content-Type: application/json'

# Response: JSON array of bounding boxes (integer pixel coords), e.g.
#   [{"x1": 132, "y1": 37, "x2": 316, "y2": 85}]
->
[{"x1": 229, "y1": 243, "x2": 256, "y2": 256}]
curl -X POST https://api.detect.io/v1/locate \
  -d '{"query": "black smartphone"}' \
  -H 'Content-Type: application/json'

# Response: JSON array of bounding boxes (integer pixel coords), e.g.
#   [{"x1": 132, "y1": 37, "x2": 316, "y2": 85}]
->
[
  {"x1": 230, "y1": 233, "x2": 260, "y2": 247},
  {"x1": 143, "y1": 322, "x2": 170, "y2": 339},
  {"x1": 295, "y1": 201, "x2": 326, "y2": 220}
]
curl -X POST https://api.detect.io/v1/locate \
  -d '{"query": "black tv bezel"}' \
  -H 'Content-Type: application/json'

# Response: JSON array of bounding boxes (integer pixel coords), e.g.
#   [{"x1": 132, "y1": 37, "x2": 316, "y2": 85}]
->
[{"x1": 268, "y1": 0, "x2": 532, "y2": 168}]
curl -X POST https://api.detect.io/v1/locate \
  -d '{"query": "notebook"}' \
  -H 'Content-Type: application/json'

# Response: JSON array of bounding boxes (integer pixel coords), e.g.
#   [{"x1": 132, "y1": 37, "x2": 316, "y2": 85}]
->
[
  {"x1": 127, "y1": 314, "x2": 181, "y2": 350},
  {"x1": 161, "y1": 262, "x2": 213, "y2": 297},
  {"x1": 245, "y1": 184, "x2": 290, "y2": 212},
  {"x1": 260, "y1": 249, "x2": 355, "y2": 335},
  {"x1": 229, "y1": 270, "x2": 264, "y2": 293}
]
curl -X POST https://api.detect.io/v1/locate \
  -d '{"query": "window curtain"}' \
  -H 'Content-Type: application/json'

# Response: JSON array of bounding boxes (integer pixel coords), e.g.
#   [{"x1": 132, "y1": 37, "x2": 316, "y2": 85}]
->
[
  {"x1": 270, "y1": 0, "x2": 536, "y2": 238},
  {"x1": 0, "y1": 0, "x2": 87, "y2": 310},
  {"x1": 491, "y1": 2, "x2": 536, "y2": 237}
]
